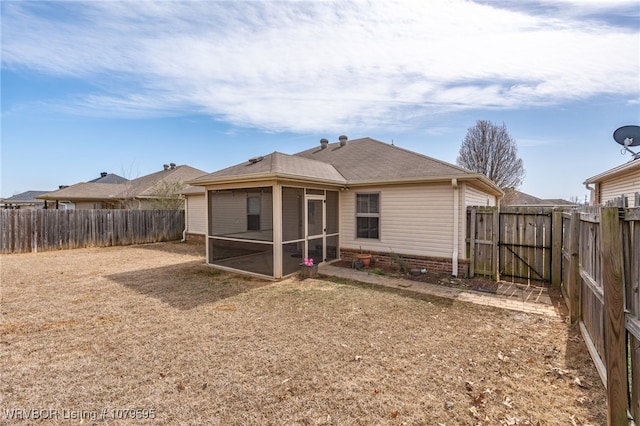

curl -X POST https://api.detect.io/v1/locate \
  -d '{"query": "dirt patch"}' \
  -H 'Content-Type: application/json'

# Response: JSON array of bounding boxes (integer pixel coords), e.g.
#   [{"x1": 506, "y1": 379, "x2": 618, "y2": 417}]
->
[
  {"x1": 331, "y1": 259, "x2": 563, "y2": 305},
  {"x1": 1, "y1": 242, "x2": 605, "y2": 425}
]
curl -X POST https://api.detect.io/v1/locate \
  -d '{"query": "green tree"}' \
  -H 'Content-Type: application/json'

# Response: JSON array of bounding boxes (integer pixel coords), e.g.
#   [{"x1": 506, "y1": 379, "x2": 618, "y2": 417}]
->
[{"x1": 456, "y1": 120, "x2": 525, "y2": 189}]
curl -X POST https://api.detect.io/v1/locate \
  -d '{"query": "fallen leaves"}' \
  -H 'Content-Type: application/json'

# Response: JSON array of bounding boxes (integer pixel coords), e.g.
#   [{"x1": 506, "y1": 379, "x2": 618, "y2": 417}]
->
[{"x1": 502, "y1": 396, "x2": 514, "y2": 409}]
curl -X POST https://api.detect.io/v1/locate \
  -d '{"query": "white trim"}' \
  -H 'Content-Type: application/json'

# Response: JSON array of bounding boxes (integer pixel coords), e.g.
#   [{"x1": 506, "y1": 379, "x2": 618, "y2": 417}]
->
[
  {"x1": 273, "y1": 184, "x2": 282, "y2": 278},
  {"x1": 452, "y1": 178, "x2": 459, "y2": 276}
]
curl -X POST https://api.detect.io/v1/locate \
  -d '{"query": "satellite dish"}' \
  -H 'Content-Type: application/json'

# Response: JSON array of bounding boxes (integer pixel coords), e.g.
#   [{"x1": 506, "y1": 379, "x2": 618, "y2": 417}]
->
[{"x1": 613, "y1": 125, "x2": 640, "y2": 159}]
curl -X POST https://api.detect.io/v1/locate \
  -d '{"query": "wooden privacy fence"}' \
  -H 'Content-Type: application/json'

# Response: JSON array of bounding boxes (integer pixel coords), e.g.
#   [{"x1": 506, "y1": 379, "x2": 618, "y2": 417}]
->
[
  {"x1": 562, "y1": 204, "x2": 640, "y2": 425},
  {"x1": 467, "y1": 206, "x2": 563, "y2": 286},
  {"x1": 0, "y1": 209, "x2": 185, "y2": 254}
]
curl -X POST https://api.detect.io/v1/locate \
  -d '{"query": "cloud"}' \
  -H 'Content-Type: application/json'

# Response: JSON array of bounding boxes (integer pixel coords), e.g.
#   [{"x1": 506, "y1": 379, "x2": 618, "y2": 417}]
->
[{"x1": 2, "y1": 0, "x2": 638, "y2": 133}]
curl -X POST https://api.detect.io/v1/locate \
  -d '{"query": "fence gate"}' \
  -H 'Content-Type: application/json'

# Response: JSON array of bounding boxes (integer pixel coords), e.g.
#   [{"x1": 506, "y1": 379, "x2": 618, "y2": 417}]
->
[
  {"x1": 498, "y1": 206, "x2": 554, "y2": 283},
  {"x1": 467, "y1": 206, "x2": 563, "y2": 285}
]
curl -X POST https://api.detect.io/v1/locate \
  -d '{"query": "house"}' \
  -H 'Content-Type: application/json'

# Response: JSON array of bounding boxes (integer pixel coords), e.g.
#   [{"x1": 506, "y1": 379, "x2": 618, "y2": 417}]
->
[
  {"x1": 584, "y1": 158, "x2": 640, "y2": 207},
  {"x1": 1, "y1": 190, "x2": 69, "y2": 209},
  {"x1": 38, "y1": 164, "x2": 207, "y2": 209},
  {"x1": 187, "y1": 136, "x2": 503, "y2": 279},
  {"x1": 501, "y1": 188, "x2": 577, "y2": 206}
]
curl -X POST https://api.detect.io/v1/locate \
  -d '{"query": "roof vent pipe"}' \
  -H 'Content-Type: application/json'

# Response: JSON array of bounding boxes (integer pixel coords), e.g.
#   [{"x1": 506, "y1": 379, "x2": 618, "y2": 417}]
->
[
  {"x1": 170, "y1": 163, "x2": 176, "y2": 169},
  {"x1": 163, "y1": 164, "x2": 170, "y2": 170},
  {"x1": 100, "y1": 172, "x2": 108, "y2": 178},
  {"x1": 339, "y1": 135, "x2": 348, "y2": 146},
  {"x1": 320, "y1": 138, "x2": 329, "y2": 149}
]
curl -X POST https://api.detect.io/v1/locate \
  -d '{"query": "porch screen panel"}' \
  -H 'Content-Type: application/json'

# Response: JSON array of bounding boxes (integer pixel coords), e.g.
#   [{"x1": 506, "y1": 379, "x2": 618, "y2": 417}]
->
[
  {"x1": 209, "y1": 190, "x2": 244, "y2": 236},
  {"x1": 209, "y1": 238, "x2": 273, "y2": 276},
  {"x1": 209, "y1": 187, "x2": 273, "y2": 241},
  {"x1": 326, "y1": 191, "x2": 339, "y2": 234},
  {"x1": 326, "y1": 235, "x2": 338, "y2": 262},
  {"x1": 282, "y1": 187, "x2": 304, "y2": 242},
  {"x1": 307, "y1": 199, "x2": 323, "y2": 236},
  {"x1": 308, "y1": 237, "x2": 323, "y2": 265},
  {"x1": 282, "y1": 241, "x2": 304, "y2": 276}
]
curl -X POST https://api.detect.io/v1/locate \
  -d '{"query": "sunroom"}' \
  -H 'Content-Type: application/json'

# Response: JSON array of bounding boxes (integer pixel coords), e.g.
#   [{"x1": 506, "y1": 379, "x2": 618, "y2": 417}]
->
[{"x1": 190, "y1": 153, "x2": 345, "y2": 279}]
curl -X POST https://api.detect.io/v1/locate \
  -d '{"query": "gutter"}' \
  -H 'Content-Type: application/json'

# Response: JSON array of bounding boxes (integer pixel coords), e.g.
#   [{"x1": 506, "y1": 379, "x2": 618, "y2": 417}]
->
[{"x1": 187, "y1": 172, "x2": 346, "y2": 188}]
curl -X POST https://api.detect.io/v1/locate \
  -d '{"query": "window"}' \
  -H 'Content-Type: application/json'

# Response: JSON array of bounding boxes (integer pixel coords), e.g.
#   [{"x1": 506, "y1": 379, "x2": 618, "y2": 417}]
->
[
  {"x1": 247, "y1": 196, "x2": 261, "y2": 231},
  {"x1": 356, "y1": 193, "x2": 379, "y2": 239}
]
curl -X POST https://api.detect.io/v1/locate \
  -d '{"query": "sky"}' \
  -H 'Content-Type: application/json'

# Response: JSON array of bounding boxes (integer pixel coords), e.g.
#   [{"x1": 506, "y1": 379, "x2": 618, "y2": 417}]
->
[{"x1": 1, "y1": 0, "x2": 639, "y2": 202}]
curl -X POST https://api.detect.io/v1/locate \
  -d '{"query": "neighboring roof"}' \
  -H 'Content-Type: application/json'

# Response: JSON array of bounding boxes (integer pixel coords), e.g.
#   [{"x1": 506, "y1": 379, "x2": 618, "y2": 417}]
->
[
  {"x1": 38, "y1": 165, "x2": 207, "y2": 201},
  {"x1": 1, "y1": 190, "x2": 50, "y2": 204},
  {"x1": 39, "y1": 183, "x2": 126, "y2": 201},
  {"x1": 545, "y1": 198, "x2": 576, "y2": 206},
  {"x1": 125, "y1": 165, "x2": 208, "y2": 198},
  {"x1": 501, "y1": 188, "x2": 576, "y2": 206},
  {"x1": 189, "y1": 137, "x2": 503, "y2": 196},
  {"x1": 88, "y1": 173, "x2": 129, "y2": 184},
  {"x1": 583, "y1": 158, "x2": 640, "y2": 184}
]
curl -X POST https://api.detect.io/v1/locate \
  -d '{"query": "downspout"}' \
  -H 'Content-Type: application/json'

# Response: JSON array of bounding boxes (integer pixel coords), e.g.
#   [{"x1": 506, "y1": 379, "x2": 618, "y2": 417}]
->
[
  {"x1": 181, "y1": 195, "x2": 188, "y2": 242},
  {"x1": 452, "y1": 178, "x2": 459, "y2": 277},
  {"x1": 584, "y1": 182, "x2": 595, "y2": 206}
]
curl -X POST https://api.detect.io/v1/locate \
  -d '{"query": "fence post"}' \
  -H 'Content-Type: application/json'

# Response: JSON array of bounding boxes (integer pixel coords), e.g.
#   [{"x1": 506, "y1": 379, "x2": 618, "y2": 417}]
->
[
  {"x1": 551, "y1": 210, "x2": 563, "y2": 288},
  {"x1": 567, "y1": 211, "x2": 581, "y2": 324},
  {"x1": 600, "y1": 207, "x2": 628, "y2": 426}
]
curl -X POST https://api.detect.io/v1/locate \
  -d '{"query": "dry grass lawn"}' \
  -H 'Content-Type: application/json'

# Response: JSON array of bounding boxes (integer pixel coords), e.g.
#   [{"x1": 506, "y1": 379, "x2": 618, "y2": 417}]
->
[{"x1": 1, "y1": 242, "x2": 605, "y2": 425}]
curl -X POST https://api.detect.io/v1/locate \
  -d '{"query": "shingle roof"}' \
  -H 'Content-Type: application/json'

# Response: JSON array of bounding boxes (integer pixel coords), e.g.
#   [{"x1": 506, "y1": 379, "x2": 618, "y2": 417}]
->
[
  {"x1": 38, "y1": 165, "x2": 207, "y2": 201},
  {"x1": 88, "y1": 173, "x2": 129, "y2": 184},
  {"x1": 189, "y1": 137, "x2": 501, "y2": 195},
  {"x1": 125, "y1": 165, "x2": 208, "y2": 198},
  {"x1": 1, "y1": 190, "x2": 50, "y2": 203},
  {"x1": 189, "y1": 152, "x2": 346, "y2": 185},
  {"x1": 501, "y1": 188, "x2": 576, "y2": 206},
  {"x1": 39, "y1": 183, "x2": 126, "y2": 200},
  {"x1": 295, "y1": 137, "x2": 474, "y2": 183}
]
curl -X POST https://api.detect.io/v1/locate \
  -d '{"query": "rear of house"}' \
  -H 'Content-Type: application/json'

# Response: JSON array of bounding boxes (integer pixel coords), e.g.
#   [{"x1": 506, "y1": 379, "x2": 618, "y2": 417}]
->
[{"x1": 188, "y1": 137, "x2": 502, "y2": 279}]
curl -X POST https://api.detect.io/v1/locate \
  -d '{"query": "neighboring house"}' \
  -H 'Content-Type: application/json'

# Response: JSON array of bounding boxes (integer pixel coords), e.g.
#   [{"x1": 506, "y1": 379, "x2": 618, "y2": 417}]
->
[
  {"x1": 38, "y1": 164, "x2": 207, "y2": 210},
  {"x1": 187, "y1": 136, "x2": 503, "y2": 279},
  {"x1": 584, "y1": 158, "x2": 640, "y2": 207},
  {"x1": 1, "y1": 190, "x2": 70, "y2": 209},
  {"x1": 501, "y1": 188, "x2": 577, "y2": 207}
]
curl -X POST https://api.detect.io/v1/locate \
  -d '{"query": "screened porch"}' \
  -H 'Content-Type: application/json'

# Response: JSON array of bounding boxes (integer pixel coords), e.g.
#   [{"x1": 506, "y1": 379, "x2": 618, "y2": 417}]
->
[{"x1": 207, "y1": 185, "x2": 339, "y2": 278}]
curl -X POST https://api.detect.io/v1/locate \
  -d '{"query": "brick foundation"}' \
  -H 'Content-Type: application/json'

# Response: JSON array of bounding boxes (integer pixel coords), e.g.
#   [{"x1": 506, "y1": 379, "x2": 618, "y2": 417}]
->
[
  {"x1": 340, "y1": 248, "x2": 469, "y2": 277},
  {"x1": 185, "y1": 233, "x2": 206, "y2": 244}
]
